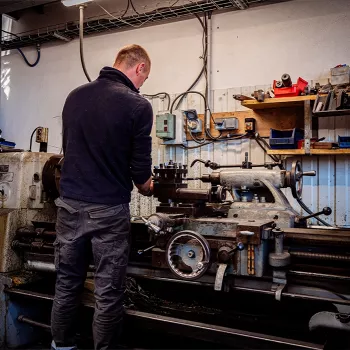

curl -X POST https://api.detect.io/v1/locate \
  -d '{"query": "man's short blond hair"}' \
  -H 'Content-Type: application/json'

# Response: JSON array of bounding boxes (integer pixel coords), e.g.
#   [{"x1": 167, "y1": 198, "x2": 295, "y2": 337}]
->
[{"x1": 114, "y1": 44, "x2": 151, "y2": 70}]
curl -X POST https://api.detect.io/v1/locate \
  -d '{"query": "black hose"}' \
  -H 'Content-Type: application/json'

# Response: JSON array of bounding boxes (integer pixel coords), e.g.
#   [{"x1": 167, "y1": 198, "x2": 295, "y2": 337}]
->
[
  {"x1": 174, "y1": 13, "x2": 207, "y2": 111},
  {"x1": 79, "y1": 5, "x2": 91, "y2": 82},
  {"x1": 254, "y1": 135, "x2": 280, "y2": 164},
  {"x1": 182, "y1": 133, "x2": 248, "y2": 150},
  {"x1": 170, "y1": 91, "x2": 207, "y2": 114},
  {"x1": 143, "y1": 93, "x2": 171, "y2": 110},
  {"x1": 296, "y1": 197, "x2": 332, "y2": 227},
  {"x1": 17, "y1": 45, "x2": 41, "y2": 67}
]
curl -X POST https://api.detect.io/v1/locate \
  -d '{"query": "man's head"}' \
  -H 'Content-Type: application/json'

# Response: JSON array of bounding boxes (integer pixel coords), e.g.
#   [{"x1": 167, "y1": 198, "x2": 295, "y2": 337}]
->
[{"x1": 113, "y1": 44, "x2": 151, "y2": 89}]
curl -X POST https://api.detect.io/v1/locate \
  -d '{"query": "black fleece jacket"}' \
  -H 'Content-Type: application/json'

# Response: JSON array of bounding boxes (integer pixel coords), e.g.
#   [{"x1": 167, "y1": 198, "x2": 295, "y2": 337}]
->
[{"x1": 60, "y1": 66, "x2": 153, "y2": 205}]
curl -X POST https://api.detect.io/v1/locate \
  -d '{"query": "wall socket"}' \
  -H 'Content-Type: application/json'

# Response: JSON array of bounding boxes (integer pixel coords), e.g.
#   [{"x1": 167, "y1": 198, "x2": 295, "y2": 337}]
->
[{"x1": 244, "y1": 118, "x2": 256, "y2": 133}]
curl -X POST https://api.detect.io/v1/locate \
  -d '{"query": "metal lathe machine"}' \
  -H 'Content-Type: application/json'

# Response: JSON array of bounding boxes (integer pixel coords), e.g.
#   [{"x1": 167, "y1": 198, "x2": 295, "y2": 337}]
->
[{"x1": 0, "y1": 151, "x2": 349, "y2": 349}]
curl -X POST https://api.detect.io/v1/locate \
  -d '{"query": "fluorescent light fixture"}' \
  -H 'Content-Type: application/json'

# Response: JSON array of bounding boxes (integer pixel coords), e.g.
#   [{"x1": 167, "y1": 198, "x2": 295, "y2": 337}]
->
[{"x1": 62, "y1": 0, "x2": 93, "y2": 7}]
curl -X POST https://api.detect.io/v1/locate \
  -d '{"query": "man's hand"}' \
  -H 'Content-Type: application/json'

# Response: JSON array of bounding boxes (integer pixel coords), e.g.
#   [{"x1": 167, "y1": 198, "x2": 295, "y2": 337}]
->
[{"x1": 135, "y1": 176, "x2": 153, "y2": 197}]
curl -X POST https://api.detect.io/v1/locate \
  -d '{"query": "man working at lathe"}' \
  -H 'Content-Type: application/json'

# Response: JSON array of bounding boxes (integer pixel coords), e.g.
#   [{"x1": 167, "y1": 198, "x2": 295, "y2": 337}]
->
[{"x1": 51, "y1": 44, "x2": 153, "y2": 350}]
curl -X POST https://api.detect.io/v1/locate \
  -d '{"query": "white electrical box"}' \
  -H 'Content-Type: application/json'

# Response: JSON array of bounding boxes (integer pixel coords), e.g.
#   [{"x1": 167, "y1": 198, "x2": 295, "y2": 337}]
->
[{"x1": 215, "y1": 117, "x2": 239, "y2": 131}]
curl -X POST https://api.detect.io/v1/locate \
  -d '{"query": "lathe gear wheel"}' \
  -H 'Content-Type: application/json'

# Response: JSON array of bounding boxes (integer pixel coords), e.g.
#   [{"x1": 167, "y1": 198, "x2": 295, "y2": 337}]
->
[
  {"x1": 290, "y1": 160, "x2": 303, "y2": 200},
  {"x1": 166, "y1": 230, "x2": 211, "y2": 280}
]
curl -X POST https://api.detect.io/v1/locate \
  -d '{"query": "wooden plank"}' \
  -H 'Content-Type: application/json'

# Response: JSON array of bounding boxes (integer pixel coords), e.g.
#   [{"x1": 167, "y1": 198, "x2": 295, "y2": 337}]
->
[
  {"x1": 267, "y1": 149, "x2": 350, "y2": 155},
  {"x1": 186, "y1": 108, "x2": 304, "y2": 140},
  {"x1": 241, "y1": 95, "x2": 317, "y2": 110},
  {"x1": 267, "y1": 149, "x2": 305, "y2": 155}
]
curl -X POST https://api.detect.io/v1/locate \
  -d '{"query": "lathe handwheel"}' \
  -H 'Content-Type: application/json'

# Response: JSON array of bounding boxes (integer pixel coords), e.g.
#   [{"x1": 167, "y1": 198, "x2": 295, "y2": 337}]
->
[
  {"x1": 166, "y1": 230, "x2": 211, "y2": 280},
  {"x1": 290, "y1": 160, "x2": 303, "y2": 200}
]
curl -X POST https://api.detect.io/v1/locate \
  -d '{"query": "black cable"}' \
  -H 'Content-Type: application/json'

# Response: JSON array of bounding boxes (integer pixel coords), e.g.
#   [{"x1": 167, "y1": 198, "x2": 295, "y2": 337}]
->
[
  {"x1": 29, "y1": 127, "x2": 40, "y2": 152},
  {"x1": 121, "y1": 0, "x2": 130, "y2": 18},
  {"x1": 254, "y1": 135, "x2": 280, "y2": 163},
  {"x1": 201, "y1": 13, "x2": 220, "y2": 141},
  {"x1": 129, "y1": 0, "x2": 140, "y2": 14},
  {"x1": 79, "y1": 5, "x2": 91, "y2": 82},
  {"x1": 182, "y1": 133, "x2": 248, "y2": 150},
  {"x1": 171, "y1": 91, "x2": 222, "y2": 141},
  {"x1": 17, "y1": 45, "x2": 41, "y2": 68},
  {"x1": 174, "y1": 13, "x2": 207, "y2": 111},
  {"x1": 2, "y1": 30, "x2": 41, "y2": 68},
  {"x1": 143, "y1": 93, "x2": 171, "y2": 110},
  {"x1": 170, "y1": 91, "x2": 207, "y2": 114},
  {"x1": 188, "y1": 127, "x2": 206, "y2": 145}
]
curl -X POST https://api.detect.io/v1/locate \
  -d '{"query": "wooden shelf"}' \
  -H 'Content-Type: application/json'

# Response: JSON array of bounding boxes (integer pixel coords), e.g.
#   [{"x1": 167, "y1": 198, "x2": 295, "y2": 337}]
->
[
  {"x1": 267, "y1": 149, "x2": 350, "y2": 156},
  {"x1": 241, "y1": 96, "x2": 317, "y2": 110}
]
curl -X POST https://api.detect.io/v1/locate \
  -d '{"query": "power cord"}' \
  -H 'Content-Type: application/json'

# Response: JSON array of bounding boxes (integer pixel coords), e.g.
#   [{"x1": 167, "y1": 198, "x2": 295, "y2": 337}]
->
[
  {"x1": 143, "y1": 93, "x2": 171, "y2": 110},
  {"x1": 174, "y1": 13, "x2": 208, "y2": 111},
  {"x1": 2, "y1": 31, "x2": 42, "y2": 68},
  {"x1": 79, "y1": 5, "x2": 91, "y2": 82},
  {"x1": 17, "y1": 45, "x2": 41, "y2": 67},
  {"x1": 29, "y1": 127, "x2": 40, "y2": 152}
]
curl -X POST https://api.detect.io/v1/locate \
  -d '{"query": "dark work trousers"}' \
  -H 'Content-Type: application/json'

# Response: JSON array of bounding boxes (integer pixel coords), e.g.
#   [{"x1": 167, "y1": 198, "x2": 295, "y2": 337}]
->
[{"x1": 51, "y1": 197, "x2": 131, "y2": 350}]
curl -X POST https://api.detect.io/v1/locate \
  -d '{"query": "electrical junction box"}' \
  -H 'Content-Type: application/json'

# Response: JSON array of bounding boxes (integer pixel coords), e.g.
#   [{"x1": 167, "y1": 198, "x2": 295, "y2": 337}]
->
[
  {"x1": 183, "y1": 109, "x2": 203, "y2": 134},
  {"x1": 215, "y1": 117, "x2": 238, "y2": 131},
  {"x1": 245, "y1": 118, "x2": 256, "y2": 133},
  {"x1": 156, "y1": 111, "x2": 186, "y2": 145},
  {"x1": 156, "y1": 112, "x2": 175, "y2": 140}
]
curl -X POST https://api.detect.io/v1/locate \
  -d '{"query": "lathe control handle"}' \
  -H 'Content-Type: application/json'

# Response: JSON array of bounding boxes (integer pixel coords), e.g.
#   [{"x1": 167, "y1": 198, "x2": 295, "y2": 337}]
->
[
  {"x1": 140, "y1": 217, "x2": 161, "y2": 234},
  {"x1": 301, "y1": 171, "x2": 316, "y2": 177},
  {"x1": 218, "y1": 242, "x2": 244, "y2": 263},
  {"x1": 297, "y1": 207, "x2": 332, "y2": 222}
]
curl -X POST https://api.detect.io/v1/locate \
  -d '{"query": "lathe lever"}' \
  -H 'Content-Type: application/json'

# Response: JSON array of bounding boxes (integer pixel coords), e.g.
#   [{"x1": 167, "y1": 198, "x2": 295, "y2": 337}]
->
[
  {"x1": 296, "y1": 207, "x2": 332, "y2": 223},
  {"x1": 140, "y1": 217, "x2": 161, "y2": 234},
  {"x1": 301, "y1": 171, "x2": 316, "y2": 177},
  {"x1": 137, "y1": 245, "x2": 156, "y2": 255},
  {"x1": 218, "y1": 242, "x2": 244, "y2": 263}
]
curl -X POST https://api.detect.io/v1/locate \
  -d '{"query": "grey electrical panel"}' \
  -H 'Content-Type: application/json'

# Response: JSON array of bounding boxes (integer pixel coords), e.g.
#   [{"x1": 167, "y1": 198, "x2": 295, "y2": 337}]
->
[{"x1": 156, "y1": 112, "x2": 175, "y2": 140}]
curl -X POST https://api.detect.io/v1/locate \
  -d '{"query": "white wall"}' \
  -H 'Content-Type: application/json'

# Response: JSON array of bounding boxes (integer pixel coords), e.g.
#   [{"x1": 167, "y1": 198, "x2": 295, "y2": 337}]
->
[{"x1": 1, "y1": 0, "x2": 350, "y2": 226}]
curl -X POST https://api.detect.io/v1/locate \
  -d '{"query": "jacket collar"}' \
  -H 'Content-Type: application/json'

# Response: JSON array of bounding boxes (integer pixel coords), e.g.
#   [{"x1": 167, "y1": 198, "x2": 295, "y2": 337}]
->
[{"x1": 98, "y1": 66, "x2": 139, "y2": 93}]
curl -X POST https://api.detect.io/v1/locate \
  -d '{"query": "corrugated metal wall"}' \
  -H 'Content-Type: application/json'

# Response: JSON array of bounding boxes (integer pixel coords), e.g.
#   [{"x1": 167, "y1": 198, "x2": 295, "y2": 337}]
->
[{"x1": 130, "y1": 84, "x2": 350, "y2": 228}]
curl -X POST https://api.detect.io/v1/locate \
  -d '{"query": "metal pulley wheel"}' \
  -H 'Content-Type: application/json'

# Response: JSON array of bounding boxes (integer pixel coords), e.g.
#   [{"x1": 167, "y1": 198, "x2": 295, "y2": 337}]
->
[
  {"x1": 290, "y1": 160, "x2": 303, "y2": 199},
  {"x1": 42, "y1": 155, "x2": 64, "y2": 199},
  {"x1": 166, "y1": 230, "x2": 211, "y2": 280}
]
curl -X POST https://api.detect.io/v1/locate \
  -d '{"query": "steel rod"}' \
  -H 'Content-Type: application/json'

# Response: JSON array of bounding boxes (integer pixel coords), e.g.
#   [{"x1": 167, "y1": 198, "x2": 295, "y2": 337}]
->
[
  {"x1": 18, "y1": 315, "x2": 51, "y2": 330},
  {"x1": 290, "y1": 251, "x2": 350, "y2": 262}
]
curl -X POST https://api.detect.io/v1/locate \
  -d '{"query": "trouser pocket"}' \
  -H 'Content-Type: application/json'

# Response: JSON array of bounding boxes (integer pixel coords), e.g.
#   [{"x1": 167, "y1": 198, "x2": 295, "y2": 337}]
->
[
  {"x1": 55, "y1": 197, "x2": 79, "y2": 241},
  {"x1": 88, "y1": 204, "x2": 126, "y2": 231}
]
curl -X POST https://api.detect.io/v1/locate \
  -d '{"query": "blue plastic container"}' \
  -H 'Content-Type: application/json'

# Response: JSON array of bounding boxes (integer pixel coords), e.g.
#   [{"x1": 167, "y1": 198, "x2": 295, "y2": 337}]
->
[
  {"x1": 0, "y1": 140, "x2": 16, "y2": 148},
  {"x1": 269, "y1": 128, "x2": 304, "y2": 149},
  {"x1": 338, "y1": 136, "x2": 350, "y2": 148}
]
